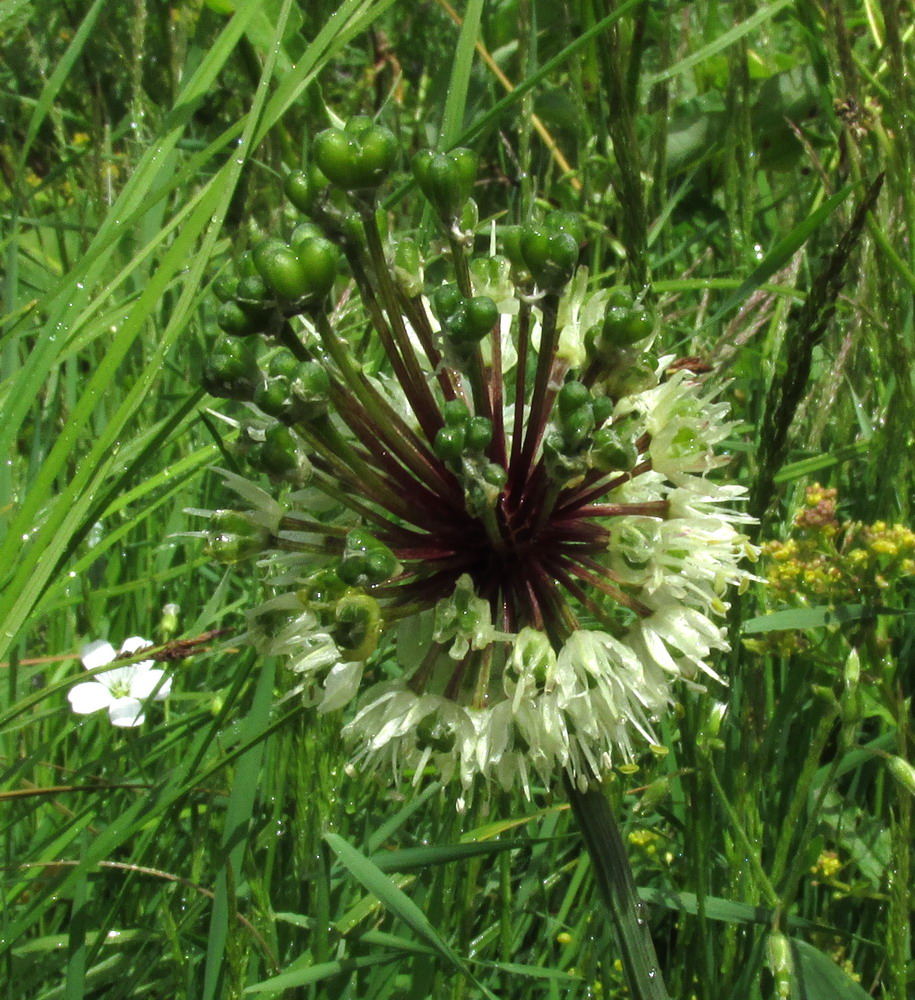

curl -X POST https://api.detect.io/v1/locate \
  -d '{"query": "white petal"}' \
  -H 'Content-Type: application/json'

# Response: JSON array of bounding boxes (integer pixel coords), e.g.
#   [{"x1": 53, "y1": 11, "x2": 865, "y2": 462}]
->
[
  {"x1": 128, "y1": 669, "x2": 171, "y2": 700},
  {"x1": 118, "y1": 636, "x2": 154, "y2": 668},
  {"x1": 109, "y1": 699, "x2": 145, "y2": 727},
  {"x1": 319, "y1": 661, "x2": 363, "y2": 713},
  {"x1": 68, "y1": 681, "x2": 113, "y2": 714},
  {"x1": 81, "y1": 641, "x2": 116, "y2": 671}
]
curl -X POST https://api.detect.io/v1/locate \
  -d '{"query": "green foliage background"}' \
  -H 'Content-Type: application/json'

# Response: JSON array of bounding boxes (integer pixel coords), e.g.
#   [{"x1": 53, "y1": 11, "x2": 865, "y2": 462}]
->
[{"x1": 1, "y1": 1, "x2": 913, "y2": 997}]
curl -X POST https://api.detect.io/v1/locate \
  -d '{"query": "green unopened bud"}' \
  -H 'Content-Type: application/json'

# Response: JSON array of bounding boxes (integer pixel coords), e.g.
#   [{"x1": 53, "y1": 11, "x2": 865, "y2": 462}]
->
[
  {"x1": 443, "y1": 296, "x2": 498, "y2": 347},
  {"x1": 765, "y1": 932, "x2": 793, "y2": 999},
  {"x1": 601, "y1": 303, "x2": 654, "y2": 347},
  {"x1": 561, "y1": 403, "x2": 594, "y2": 451},
  {"x1": 431, "y1": 284, "x2": 464, "y2": 324},
  {"x1": 558, "y1": 381, "x2": 591, "y2": 420},
  {"x1": 159, "y1": 602, "x2": 180, "y2": 638}
]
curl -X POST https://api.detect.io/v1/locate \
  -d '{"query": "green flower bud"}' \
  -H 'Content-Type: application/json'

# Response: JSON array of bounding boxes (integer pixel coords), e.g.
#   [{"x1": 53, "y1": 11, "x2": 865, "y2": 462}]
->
[
  {"x1": 312, "y1": 119, "x2": 398, "y2": 191},
  {"x1": 290, "y1": 220, "x2": 326, "y2": 248},
  {"x1": 253, "y1": 377, "x2": 292, "y2": 420},
  {"x1": 254, "y1": 242, "x2": 311, "y2": 301},
  {"x1": 333, "y1": 593, "x2": 381, "y2": 660},
  {"x1": 412, "y1": 147, "x2": 479, "y2": 222}
]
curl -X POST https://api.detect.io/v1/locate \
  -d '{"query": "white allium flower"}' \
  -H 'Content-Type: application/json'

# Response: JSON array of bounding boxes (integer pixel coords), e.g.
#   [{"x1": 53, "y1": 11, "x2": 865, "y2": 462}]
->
[
  {"x1": 68, "y1": 637, "x2": 171, "y2": 727},
  {"x1": 201, "y1": 207, "x2": 757, "y2": 801}
]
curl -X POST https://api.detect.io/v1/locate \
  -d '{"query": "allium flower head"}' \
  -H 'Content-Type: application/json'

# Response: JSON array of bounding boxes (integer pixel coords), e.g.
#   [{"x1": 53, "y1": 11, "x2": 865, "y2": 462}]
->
[
  {"x1": 199, "y1": 132, "x2": 755, "y2": 799},
  {"x1": 68, "y1": 636, "x2": 171, "y2": 727}
]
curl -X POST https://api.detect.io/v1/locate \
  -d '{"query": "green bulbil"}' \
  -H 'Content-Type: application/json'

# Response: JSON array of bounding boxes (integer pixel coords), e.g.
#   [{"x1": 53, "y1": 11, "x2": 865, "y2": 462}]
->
[{"x1": 313, "y1": 118, "x2": 398, "y2": 191}]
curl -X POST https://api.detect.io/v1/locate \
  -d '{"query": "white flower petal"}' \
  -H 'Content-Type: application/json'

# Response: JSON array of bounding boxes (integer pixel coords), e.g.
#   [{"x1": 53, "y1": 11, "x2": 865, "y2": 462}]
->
[
  {"x1": 68, "y1": 681, "x2": 113, "y2": 715},
  {"x1": 108, "y1": 699, "x2": 145, "y2": 727},
  {"x1": 81, "y1": 641, "x2": 116, "y2": 671}
]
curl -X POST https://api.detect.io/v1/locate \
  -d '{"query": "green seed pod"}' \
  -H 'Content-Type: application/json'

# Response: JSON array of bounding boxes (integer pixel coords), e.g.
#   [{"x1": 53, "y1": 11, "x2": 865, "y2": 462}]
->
[
  {"x1": 212, "y1": 270, "x2": 240, "y2": 302},
  {"x1": 253, "y1": 377, "x2": 292, "y2": 420},
  {"x1": 591, "y1": 427, "x2": 638, "y2": 472},
  {"x1": 284, "y1": 165, "x2": 329, "y2": 214},
  {"x1": 601, "y1": 304, "x2": 654, "y2": 347},
  {"x1": 442, "y1": 398, "x2": 471, "y2": 427},
  {"x1": 333, "y1": 593, "x2": 381, "y2": 660},
  {"x1": 558, "y1": 380, "x2": 591, "y2": 420},
  {"x1": 313, "y1": 119, "x2": 398, "y2": 191},
  {"x1": 205, "y1": 510, "x2": 269, "y2": 563},
  {"x1": 217, "y1": 299, "x2": 263, "y2": 337},
  {"x1": 235, "y1": 274, "x2": 271, "y2": 305},
  {"x1": 591, "y1": 394, "x2": 615, "y2": 428},
  {"x1": 519, "y1": 227, "x2": 580, "y2": 291},
  {"x1": 544, "y1": 210, "x2": 586, "y2": 246},
  {"x1": 338, "y1": 528, "x2": 400, "y2": 586},
  {"x1": 259, "y1": 423, "x2": 312, "y2": 486},
  {"x1": 412, "y1": 147, "x2": 479, "y2": 222},
  {"x1": 465, "y1": 416, "x2": 493, "y2": 453},
  {"x1": 202, "y1": 338, "x2": 260, "y2": 400},
  {"x1": 431, "y1": 284, "x2": 464, "y2": 324},
  {"x1": 254, "y1": 242, "x2": 312, "y2": 301},
  {"x1": 392, "y1": 238, "x2": 424, "y2": 297},
  {"x1": 561, "y1": 403, "x2": 595, "y2": 451},
  {"x1": 434, "y1": 424, "x2": 466, "y2": 466},
  {"x1": 293, "y1": 235, "x2": 339, "y2": 304}
]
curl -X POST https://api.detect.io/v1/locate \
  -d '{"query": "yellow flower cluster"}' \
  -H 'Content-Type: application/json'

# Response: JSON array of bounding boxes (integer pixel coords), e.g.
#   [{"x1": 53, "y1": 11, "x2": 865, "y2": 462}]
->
[{"x1": 755, "y1": 484, "x2": 914, "y2": 654}]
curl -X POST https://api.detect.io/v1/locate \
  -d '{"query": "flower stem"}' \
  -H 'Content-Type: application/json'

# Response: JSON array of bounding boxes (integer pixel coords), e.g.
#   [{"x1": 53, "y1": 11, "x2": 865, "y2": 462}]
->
[{"x1": 564, "y1": 776, "x2": 672, "y2": 1000}]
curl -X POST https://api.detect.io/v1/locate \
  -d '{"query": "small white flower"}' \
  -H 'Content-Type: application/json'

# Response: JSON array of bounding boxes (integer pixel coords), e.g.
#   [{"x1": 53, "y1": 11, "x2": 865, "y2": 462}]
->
[{"x1": 68, "y1": 637, "x2": 171, "y2": 728}]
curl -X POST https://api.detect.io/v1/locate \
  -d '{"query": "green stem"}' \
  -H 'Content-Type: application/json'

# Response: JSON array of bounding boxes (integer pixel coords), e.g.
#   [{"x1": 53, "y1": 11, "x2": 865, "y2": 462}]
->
[{"x1": 565, "y1": 777, "x2": 671, "y2": 1000}]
